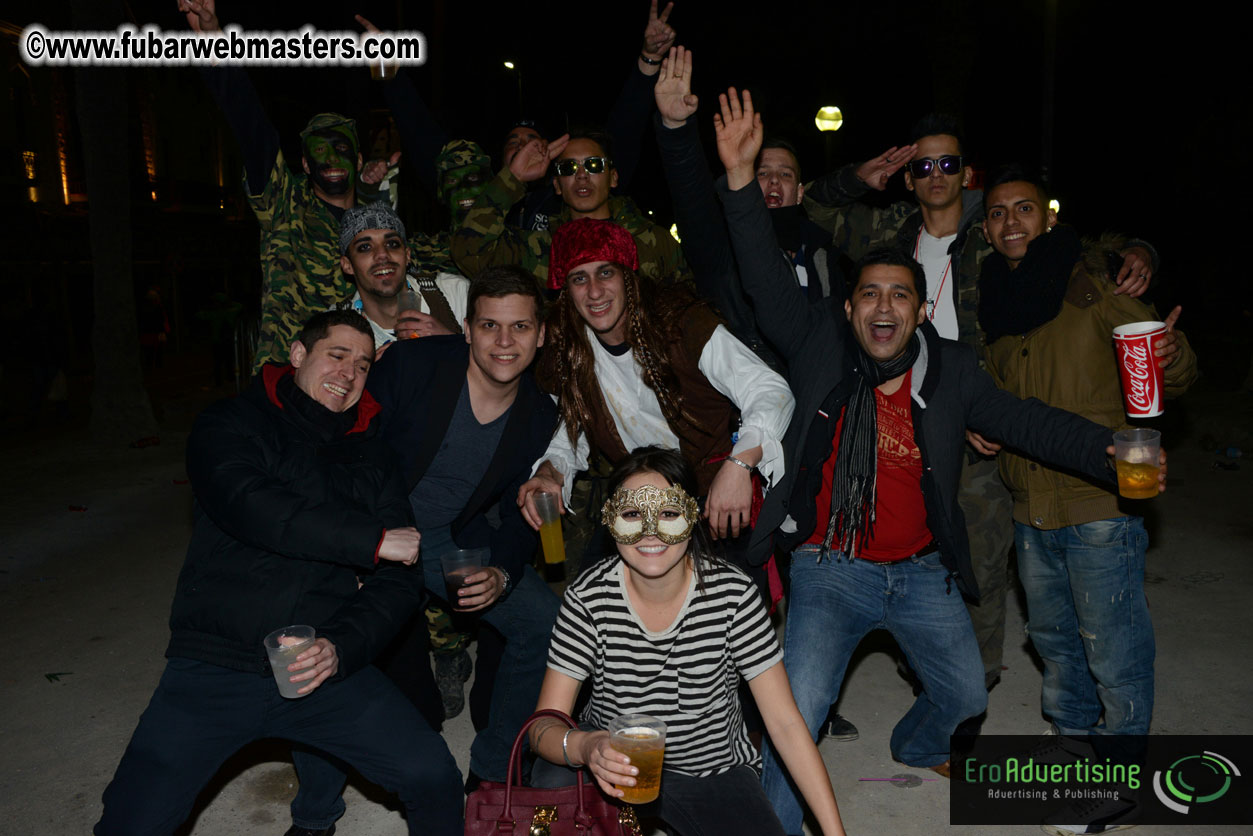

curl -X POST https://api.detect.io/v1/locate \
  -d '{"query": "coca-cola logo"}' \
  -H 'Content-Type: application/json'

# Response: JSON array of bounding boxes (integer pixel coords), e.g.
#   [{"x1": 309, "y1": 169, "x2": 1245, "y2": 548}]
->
[{"x1": 1119, "y1": 340, "x2": 1157, "y2": 412}]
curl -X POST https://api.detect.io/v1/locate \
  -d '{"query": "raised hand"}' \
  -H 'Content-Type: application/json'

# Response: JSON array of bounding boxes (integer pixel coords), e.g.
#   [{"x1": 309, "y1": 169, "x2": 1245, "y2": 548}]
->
[
  {"x1": 178, "y1": 0, "x2": 220, "y2": 33},
  {"x1": 655, "y1": 46, "x2": 698, "y2": 128},
  {"x1": 509, "y1": 134, "x2": 571, "y2": 183},
  {"x1": 714, "y1": 87, "x2": 763, "y2": 189},
  {"x1": 641, "y1": 0, "x2": 676, "y2": 61},
  {"x1": 361, "y1": 150, "x2": 401, "y2": 185},
  {"x1": 855, "y1": 144, "x2": 919, "y2": 191}
]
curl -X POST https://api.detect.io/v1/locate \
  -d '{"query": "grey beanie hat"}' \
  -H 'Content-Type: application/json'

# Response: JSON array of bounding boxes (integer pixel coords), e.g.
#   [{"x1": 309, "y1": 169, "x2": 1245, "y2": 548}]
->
[{"x1": 339, "y1": 202, "x2": 406, "y2": 255}]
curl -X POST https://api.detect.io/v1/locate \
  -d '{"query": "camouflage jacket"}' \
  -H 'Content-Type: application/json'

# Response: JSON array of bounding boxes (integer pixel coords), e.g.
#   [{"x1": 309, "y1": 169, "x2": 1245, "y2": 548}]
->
[
  {"x1": 246, "y1": 152, "x2": 454, "y2": 372},
  {"x1": 803, "y1": 163, "x2": 991, "y2": 355},
  {"x1": 451, "y1": 168, "x2": 692, "y2": 288}
]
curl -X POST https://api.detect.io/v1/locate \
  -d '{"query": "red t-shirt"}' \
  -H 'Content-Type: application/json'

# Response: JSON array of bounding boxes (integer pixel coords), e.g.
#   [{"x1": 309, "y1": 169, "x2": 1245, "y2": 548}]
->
[{"x1": 805, "y1": 371, "x2": 934, "y2": 561}]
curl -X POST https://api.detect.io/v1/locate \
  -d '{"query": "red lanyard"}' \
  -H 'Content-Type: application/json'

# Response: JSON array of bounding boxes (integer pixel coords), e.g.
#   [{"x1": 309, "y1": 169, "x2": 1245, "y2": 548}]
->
[{"x1": 914, "y1": 230, "x2": 952, "y2": 322}]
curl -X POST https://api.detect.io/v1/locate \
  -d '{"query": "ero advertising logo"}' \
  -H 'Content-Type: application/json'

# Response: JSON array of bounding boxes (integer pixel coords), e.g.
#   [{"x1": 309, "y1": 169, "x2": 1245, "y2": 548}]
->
[{"x1": 1152, "y1": 750, "x2": 1241, "y2": 814}]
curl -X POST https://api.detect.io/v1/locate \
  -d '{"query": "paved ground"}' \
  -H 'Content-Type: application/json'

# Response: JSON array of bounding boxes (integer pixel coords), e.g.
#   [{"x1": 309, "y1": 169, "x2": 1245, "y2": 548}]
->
[{"x1": 1, "y1": 368, "x2": 1249, "y2": 835}]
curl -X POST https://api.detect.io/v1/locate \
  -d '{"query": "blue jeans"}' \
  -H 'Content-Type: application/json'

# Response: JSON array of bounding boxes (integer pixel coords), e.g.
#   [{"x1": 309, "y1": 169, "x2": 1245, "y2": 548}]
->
[
  {"x1": 761, "y1": 546, "x2": 986, "y2": 834},
  {"x1": 291, "y1": 525, "x2": 560, "y2": 826},
  {"x1": 95, "y1": 659, "x2": 463, "y2": 836},
  {"x1": 1015, "y1": 516, "x2": 1154, "y2": 735}
]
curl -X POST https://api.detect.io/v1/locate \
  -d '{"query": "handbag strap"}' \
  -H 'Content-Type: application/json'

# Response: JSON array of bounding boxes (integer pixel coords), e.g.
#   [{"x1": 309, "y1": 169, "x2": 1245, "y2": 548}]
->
[{"x1": 501, "y1": 709, "x2": 585, "y2": 822}]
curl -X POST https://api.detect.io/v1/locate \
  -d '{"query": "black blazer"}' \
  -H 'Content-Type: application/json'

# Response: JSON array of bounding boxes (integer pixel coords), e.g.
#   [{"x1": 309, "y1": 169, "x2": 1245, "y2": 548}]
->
[{"x1": 367, "y1": 336, "x2": 559, "y2": 581}]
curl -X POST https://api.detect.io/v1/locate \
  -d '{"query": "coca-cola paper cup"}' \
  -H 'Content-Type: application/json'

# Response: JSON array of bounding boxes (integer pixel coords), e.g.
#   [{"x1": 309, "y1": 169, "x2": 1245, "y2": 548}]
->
[{"x1": 1113, "y1": 321, "x2": 1166, "y2": 418}]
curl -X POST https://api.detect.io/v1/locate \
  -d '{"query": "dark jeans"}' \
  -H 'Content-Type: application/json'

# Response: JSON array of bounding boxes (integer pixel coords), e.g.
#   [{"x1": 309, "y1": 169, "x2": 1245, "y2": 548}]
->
[
  {"x1": 94, "y1": 658, "x2": 463, "y2": 836},
  {"x1": 532, "y1": 756, "x2": 783, "y2": 836},
  {"x1": 291, "y1": 525, "x2": 560, "y2": 826}
]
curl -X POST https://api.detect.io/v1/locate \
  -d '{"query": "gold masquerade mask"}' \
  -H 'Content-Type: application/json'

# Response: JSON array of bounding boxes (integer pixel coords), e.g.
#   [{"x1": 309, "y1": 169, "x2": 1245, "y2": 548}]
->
[{"x1": 600, "y1": 484, "x2": 700, "y2": 545}]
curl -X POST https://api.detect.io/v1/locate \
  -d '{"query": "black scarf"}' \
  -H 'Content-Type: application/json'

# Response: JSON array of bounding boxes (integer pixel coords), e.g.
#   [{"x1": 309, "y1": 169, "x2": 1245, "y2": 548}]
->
[
  {"x1": 770, "y1": 203, "x2": 805, "y2": 254},
  {"x1": 978, "y1": 225, "x2": 1083, "y2": 343},
  {"x1": 276, "y1": 372, "x2": 360, "y2": 441},
  {"x1": 823, "y1": 334, "x2": 921, "y2": 555}
]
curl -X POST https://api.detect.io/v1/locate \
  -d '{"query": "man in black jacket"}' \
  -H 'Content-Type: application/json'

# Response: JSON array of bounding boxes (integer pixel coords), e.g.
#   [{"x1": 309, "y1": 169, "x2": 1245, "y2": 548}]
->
[
  {"x1": 289, "y1": 267, "x2": 561, "y2": 827},
  {"x1": 652, "y1": 46, "x2": 843, "y2": 374},
  {"x1": 712, "y1": 89, "x2": 1132, "y2": 833},
  {"x1": 95, "y1": 310, "x2": 462, "y2": 836}
]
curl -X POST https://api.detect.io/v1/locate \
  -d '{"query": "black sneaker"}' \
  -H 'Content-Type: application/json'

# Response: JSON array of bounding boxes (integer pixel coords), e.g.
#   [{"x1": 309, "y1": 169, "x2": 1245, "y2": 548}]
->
[
  {"x1": 283, "y1": 826, "x2": 336, "y2": 836},
  {"x1": 434, "y1": 648, "x2": 472, "y2": 719},
  {"x1": 821, "y1": 712, "x2": 859, "y2": 742},
  {"x1": 1041, "y1": 793, "x2": 1138, "y2": 834}
]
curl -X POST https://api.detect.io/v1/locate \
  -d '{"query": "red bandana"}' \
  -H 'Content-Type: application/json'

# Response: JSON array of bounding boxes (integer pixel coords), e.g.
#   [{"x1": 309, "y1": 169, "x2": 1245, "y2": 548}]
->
[{"x1": 548, "y1": 218, "x2": 640, "y2": 290}]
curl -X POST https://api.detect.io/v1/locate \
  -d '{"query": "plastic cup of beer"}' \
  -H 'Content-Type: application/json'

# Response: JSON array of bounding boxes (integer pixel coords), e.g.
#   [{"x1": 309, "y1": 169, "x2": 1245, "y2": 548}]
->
[
  {"x1": 263, "y1": 625, "x2": 315, "y2": 699},
  {"x1": 440, "y1": 548, "x2": 489, "y2": 609},
  {"x1": 533, "y1": 492, "x2": 566, "y2": 565},
  {"x1": 369, "y1": 57, "x2": 398, "y2": 81},
  {"x1": 1113, "y1": 428, "x2": 1161, "y2": 499},
  {"x1": 609, "y1": 714, "x2": 667, "y2": 804}
]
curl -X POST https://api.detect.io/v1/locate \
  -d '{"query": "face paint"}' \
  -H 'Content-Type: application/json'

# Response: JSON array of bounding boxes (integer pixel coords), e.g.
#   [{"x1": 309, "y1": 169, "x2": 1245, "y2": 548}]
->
[
  {"x1": 442, "y1": 164, "x2": 491, "y2": 222},
  {"x1": 304, "y1": 127, "x2": 358, "y2": 196},
  {"x1": 601, "y1": 484, "x2": 700, "y2": 545}
]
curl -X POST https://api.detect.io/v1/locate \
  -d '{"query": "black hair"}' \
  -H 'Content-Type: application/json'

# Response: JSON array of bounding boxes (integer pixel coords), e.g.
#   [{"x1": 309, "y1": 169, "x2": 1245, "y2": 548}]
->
[
  {"x1": 982, "y1": 163, "x2": 1048, "y2": 212},
  {"x1": 298, "y1": 309, "x2": 373, "y2": 350},
  {"x1": 605, "y1": 446, "x2": 714, "y2": 586},
  {"x1": 909, "y1": 113, "x2": 965, "y2": 153},
  {"x1": 853, "y1": 248, "x2": 927, "y2": 305},
  {"x1": 756, "y1": 137, "x2": 802, "y2": 179},
  {"x1": 564, "y1": 129, "x2": 614, "y2": 164},
  {"x1": 467, "y1": 265, "x2": 546, "y2": 322}
]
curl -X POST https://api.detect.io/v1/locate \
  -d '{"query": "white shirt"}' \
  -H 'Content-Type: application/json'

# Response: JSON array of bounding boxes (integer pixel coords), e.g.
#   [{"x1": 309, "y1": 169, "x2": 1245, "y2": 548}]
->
[
  {"x1": 538, "y1": 325, "x2": 795, "y2": 506},
  {"x1": 336, "y1": 272, "x2": 470, "y2": 350},
  {"x1": 916, "y1": 229, "x2": 959, "y2": 341}
]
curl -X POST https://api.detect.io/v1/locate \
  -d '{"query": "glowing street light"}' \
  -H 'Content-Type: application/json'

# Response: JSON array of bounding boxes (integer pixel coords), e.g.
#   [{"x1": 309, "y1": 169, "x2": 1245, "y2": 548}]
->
[
  {"x1": 1049, "y1": 199, "x2": 1060, "y2": 215},
  {"x1": 814, "y1": 106, "x2": 843, "y2": 132},
  {"x1": 503, "y1": 61, "x2": 515, "y2": 70}
]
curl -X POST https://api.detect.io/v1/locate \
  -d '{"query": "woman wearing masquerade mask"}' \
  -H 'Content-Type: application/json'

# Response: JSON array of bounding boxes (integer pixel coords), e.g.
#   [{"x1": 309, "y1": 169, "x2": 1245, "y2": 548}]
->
[{"x1": 528, "y1": 447, "x2": 847, "y2": 836}]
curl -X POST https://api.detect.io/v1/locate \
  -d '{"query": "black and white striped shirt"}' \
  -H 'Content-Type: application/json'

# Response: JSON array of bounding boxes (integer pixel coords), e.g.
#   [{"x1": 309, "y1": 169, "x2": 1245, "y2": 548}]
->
[{"x1": 547, "y1": 557, "x2": 783, "y2": 777}]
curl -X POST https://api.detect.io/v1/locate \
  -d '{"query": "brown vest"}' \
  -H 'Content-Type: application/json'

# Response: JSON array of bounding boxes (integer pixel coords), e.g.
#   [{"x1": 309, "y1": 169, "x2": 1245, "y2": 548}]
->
[{"x1": 542, "y1": 303, "x2": 737, "y2": 494}]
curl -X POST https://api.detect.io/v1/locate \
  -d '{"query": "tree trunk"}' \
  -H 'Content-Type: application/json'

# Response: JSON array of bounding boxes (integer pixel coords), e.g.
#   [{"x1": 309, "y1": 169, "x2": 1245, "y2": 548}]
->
[{"x1": 72, "y1": 0, "x2": 158, "y2": 444}]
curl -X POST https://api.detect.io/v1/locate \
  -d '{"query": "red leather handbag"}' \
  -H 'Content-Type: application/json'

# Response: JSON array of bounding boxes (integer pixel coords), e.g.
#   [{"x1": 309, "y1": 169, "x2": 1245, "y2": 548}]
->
[{"x1": 464, "y1": 709, "x2": 642, "y2": 835}]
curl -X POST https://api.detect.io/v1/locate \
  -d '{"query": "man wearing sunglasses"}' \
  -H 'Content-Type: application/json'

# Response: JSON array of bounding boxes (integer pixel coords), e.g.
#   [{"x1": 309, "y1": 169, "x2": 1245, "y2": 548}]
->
[
  {"x1": 452, "y1": 129, "x2": 691, "y2": 292},
  {"x1": 802, "y1": 114, "x2": 1160, "y2": 698}
]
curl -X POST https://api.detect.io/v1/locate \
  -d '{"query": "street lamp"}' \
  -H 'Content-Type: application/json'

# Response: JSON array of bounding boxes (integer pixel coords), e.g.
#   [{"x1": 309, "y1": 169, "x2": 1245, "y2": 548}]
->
[
  {"x1": 503, "y1": 60, "x2": 522, "y2": 112},
  {"x1": 814, "y1": 106, "x2": 843, "y2": 132}
]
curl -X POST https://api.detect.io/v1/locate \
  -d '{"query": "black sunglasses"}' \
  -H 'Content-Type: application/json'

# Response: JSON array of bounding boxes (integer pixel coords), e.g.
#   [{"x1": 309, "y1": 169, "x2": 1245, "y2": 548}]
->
[
  {"x1": 553, "y1": 156, "x2": 611, "y2": 177},
  {"x1": 908, "y1": 155, "x2": 964, "y2": 178}
]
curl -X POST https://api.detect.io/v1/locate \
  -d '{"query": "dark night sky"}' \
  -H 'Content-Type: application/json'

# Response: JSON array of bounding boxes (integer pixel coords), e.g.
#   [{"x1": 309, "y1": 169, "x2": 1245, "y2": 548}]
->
[{"x1": 21, "y1": 0, "x2": 1248, "y2": 346}]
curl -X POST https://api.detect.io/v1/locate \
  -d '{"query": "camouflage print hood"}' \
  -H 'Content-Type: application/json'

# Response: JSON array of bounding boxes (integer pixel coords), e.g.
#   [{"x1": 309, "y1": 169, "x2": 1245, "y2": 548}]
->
[{"x1": 435, "y1": 139, "x2": 492, "y2": 199}]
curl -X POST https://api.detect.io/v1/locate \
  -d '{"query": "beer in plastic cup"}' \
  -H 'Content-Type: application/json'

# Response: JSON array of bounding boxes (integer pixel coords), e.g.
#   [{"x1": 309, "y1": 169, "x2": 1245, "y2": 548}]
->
[
  {"x1": 439, "y1": 548, "x2": 489, "y2": 609},
  {"x1": 369, "y1": 57, "x2": 397, "y2": 81},
  {"x1": 1113, "y1": 321, "x2": 1166, "y2": 418},
  {"x1": 609, "y1": 714, "x2": 667, "y2": 804},
  {"x1": 533, "y1": 492, "x2": 565, "y2": 565},
  {"x1": 263, "y1": 625, "x2": 315, "y2": 699},
  {"x1": 1113, "y1": 428, "x2": 1161, "y2": 499}
]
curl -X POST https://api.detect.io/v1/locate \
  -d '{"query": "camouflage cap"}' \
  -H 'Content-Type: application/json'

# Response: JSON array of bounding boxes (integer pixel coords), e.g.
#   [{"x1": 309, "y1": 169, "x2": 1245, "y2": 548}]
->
[
  {"x1": 435, "y1": 139, "x2": 492, "y2": 198},
  {"x1": 338, "y1": 202, "x2": 407, "y2": 255},
  {"x1": 300, "y1": 113, "x2": 359, "y2": 148}
]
